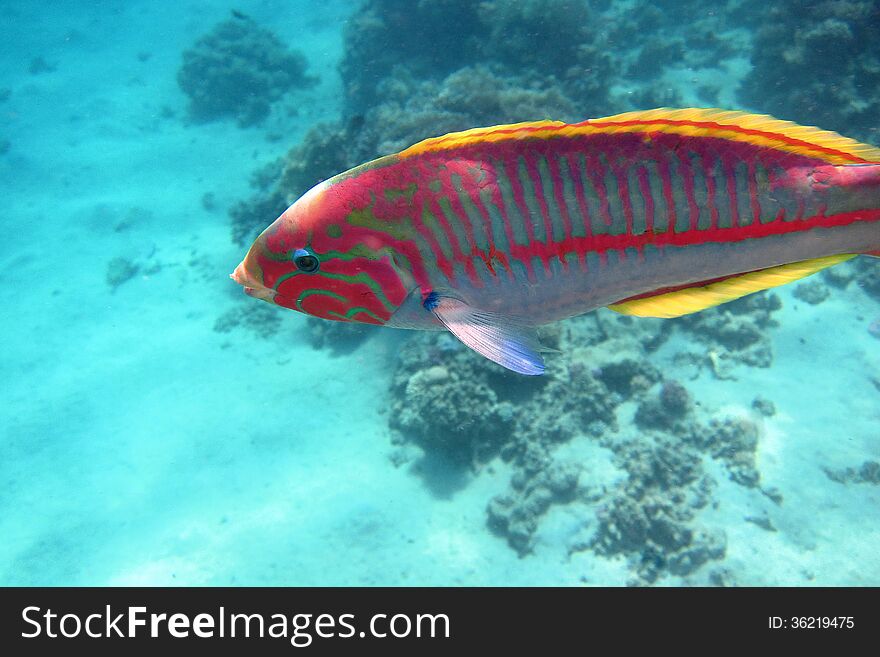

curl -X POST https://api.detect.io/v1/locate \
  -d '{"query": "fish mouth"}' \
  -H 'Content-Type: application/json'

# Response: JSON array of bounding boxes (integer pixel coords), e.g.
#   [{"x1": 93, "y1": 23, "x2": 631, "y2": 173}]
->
[{"x1": 231, "y1": 261, "x2": 275, "y2": 302}]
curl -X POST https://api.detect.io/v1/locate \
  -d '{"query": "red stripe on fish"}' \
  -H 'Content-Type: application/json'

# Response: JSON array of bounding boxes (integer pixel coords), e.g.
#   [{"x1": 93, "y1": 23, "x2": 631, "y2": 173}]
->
[{"x1": 547, "y1": 207, "x2": 878, "y2": 258}]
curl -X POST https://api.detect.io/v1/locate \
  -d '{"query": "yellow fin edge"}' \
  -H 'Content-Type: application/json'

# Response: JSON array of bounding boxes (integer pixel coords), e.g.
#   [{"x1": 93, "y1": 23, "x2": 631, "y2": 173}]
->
[
  {"x1": 397, "y1": 108, "x2": 880, "y2": 165},
  {"x1": 607, "y1": 254, "x2": 856, "y2": 319},
  {"x1": 590, "y1": 108, "x2": 880, "y2": 164}
]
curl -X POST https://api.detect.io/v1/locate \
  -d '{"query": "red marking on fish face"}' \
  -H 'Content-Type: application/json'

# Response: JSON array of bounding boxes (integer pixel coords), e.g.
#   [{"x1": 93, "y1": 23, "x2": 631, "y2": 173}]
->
[{"x1": 233, "y1": 175, "x2": 414, "y2": 326}]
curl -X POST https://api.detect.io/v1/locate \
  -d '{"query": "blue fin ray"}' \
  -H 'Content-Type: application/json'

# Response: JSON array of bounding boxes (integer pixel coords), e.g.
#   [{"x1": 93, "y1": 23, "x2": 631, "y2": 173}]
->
[{"x1": 428, "y1": 293, "x2": 546, "y2": 375}]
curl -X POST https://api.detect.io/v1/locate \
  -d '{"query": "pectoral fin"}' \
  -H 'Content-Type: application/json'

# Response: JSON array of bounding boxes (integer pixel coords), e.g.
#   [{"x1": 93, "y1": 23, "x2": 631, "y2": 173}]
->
[{"x1": 426, "y1": 292, "x2": 546, "y2": 375}]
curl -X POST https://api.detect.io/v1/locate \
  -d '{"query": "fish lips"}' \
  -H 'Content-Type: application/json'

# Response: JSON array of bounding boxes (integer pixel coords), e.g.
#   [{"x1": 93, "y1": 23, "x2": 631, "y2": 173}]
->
[{"x1": 231, "y1": 262, "x2": 275, "y2": 302}]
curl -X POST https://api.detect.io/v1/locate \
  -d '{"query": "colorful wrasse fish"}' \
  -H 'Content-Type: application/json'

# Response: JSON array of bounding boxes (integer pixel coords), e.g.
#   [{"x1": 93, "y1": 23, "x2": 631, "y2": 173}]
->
[{"x1": 232, "y1": 108, "x2": 880, "y2": 375}]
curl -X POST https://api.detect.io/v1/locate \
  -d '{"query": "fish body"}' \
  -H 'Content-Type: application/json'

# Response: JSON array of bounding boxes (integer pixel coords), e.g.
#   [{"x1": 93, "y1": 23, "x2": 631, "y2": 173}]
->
[{"x1": 233, "y1": 108, "x2": 880, "y2": 374}]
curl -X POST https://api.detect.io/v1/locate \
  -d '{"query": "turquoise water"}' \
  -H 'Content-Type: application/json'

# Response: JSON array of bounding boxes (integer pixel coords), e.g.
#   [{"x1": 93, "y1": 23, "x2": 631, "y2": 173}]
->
[{"x1": 1, "y1": 0, "x2": 878, "y2": 586}]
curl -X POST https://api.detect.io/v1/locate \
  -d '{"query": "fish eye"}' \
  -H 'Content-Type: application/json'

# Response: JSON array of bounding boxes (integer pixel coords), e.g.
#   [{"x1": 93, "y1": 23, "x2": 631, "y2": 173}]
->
[{"x1": 293, "y1": 248, "x2": 320, "y2": 273}]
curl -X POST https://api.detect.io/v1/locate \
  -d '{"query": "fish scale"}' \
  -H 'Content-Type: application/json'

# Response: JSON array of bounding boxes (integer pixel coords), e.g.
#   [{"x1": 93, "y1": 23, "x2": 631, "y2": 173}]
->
[{"x1": 233, "y1": 108, "x2": 880, "y2": 374}]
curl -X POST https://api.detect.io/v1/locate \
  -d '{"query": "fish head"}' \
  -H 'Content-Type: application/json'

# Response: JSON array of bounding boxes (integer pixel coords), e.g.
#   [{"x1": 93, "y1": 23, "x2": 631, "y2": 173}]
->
[{"x1": 231, "y1": 174, "x2": 413, "y2": 326}]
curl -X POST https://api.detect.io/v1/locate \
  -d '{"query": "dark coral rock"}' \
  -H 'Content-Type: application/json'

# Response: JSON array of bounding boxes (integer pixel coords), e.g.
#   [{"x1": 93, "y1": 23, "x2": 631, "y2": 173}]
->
[
  {"x1": 389, "y1": 340, "x2": 516, "y2": 466},
  {"x1": 488, "y1": 447, "x2": 581, "y2": 555},
  {"x1": 591, "y1": 437, "x2": 722, "y2": 583},
  {"x1": 822, "y1": 263, "x2": 855, "y2": 289},
  {"x1": 692, "y1": 416, "x2": 761, "y2": 488},
  {"x1": 106, "y1": 257, "x2": 139, "y2": 291},
  {"x1": 708, "y1": 567, "x2": 738, "y2": 587},
  {"x1": 511, "y1": 364, "x2": 617, "y2": 446},
  {"x1": 660, "y1": 380, "x2": 691, "y2": 416},
  {"x1": 824, "y1": 460, "x2": 880, "y2": 485},
  {"x1": 340, "y1": 0, "x2": 615, "y2": 120},
  {"x1": 391, "y1": 317, "x2": 735, "y2": 581},
  {"x1": 739, "y1": 1, "x2": 880, "y2": 144},
  {"x1": 597, "y1": 359, "x2": 661, "y2": 398},
  {"x1": 860, "y1": 461, "x2": 880, "y2": 484},
  {"x1": 793, "y1": 280, "x2": 830, "y2": 305},
  {"x1": 213, "y1": 303, "x2": 282, "y2": 339},
  {"x1": 693, "y1": 311, "x2": 763, "y2": 351},
  {"x1": 389, "y1": 328, "x2": 619, "y2": 468},
  {"x1": 306, "y1": 318, "x2": 370, "y2": 355},
  {"x1": 666, "y1": 530, "x2": 727, "y2": 576},
  {"x1": 635, "y1": 380, "x2": 692, "y2": 431},
  {"x1": 745, "y1": 513, "x2": 776, "y2": 532},
  {"x1": 854, "y1": 258, "x2": 880, "y2": 301},
  {"x1": 178, "y1": 13, "x2": 316, "y2": 126},
  {"x1": 618, "y1": 437, "x2": 705, "y2": 494},
  {"x1": 762, "y1": 486, "x2": 784, "y2": 506},
  {"x1": 674, "y1": 292, "x2": 782, "y2": 371},
  {"x1": 751, "y1": 396, "x2": 776, "y2": 417},
  {"x1": 432, "y1": 65, "x2": 580, "y2": 126}
]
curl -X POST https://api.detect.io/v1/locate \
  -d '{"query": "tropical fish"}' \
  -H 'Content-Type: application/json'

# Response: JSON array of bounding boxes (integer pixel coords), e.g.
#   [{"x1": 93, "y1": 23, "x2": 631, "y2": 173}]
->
[{"x1": 232, "y1": 108, "x2": 880, "y2": 375}]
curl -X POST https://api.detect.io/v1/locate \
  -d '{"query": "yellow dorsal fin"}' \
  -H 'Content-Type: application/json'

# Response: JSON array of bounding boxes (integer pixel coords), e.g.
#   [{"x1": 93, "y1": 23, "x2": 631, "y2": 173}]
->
[
  {"x1": 608, "y1": 254, "x2": 856, "y2": 319},
  {"x1": 397, "y1": 108, "x2": 880, "y2": 164},
  {"x1": 586, "y1": 108, "x2": 880, "y2": 164},
  {"x1": 398, "y1": 120, "x2": 565, "y2": 158}
]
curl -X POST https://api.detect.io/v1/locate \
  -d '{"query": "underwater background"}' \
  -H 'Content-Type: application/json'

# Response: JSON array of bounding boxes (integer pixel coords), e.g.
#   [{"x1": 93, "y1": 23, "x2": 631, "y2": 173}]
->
[{"x1": 1, "y1": 0, "x2": 878, "y2": 586}]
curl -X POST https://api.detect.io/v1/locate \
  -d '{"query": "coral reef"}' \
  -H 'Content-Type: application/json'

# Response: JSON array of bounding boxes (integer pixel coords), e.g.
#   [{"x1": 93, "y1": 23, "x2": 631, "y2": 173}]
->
[
  {"x1": 387, "y1": 308, "x2": 767, "y2": 579},
  {"x1": 739, "y1": 1, "x2": 880, "y2": 143},
  {"x1": 690, "y1": 416, "x2": 761, "y2": 488},
  {"x1": 590, "y1": 436, "x2": 725, "y2": 584},
  {"x1": 388, "y1": 330, "x2": 620, "y2": 468},
  {"x1": 487, "y1": 448, "x2": 581, "y2": 555},
  {"x1": 178, "y1": 12, "x2": 315, "y2": 126},
  {"x1": 339, "y1": 0, "x2": 483, "y2": 113},
  {"x1": 673, "y1": 292, "x2": 782, "y2": 374}
]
